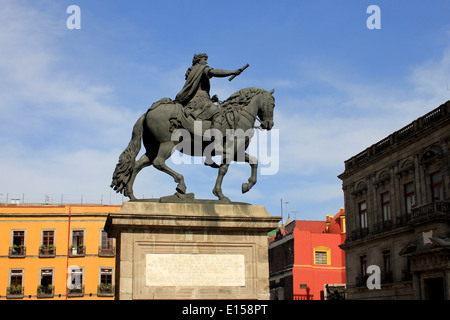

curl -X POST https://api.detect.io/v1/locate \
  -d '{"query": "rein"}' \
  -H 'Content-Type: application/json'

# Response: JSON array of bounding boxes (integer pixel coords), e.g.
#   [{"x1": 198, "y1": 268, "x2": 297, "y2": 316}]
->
[
  {"x1": 239, "y1": 99, "x2": 267, "y2": 130},
  {"x1": 240, "y1": 107, "x2": 264, "y2": 130}
]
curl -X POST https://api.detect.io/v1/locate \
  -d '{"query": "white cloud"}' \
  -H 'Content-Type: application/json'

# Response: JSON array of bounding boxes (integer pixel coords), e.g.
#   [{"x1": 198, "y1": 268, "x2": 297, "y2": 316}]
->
[
  {"x1": 0, "y1": 2, "x2": 142, "y2": 201},
  {"x1": 0, "y1": 2, "x2": 141, "y2": 142},
  {"x1": 410, "y1": 46, "x2": 450, "y2": 100},
  {"x1": 274, "y1": 43, "x2": 450, "y2": 176}
]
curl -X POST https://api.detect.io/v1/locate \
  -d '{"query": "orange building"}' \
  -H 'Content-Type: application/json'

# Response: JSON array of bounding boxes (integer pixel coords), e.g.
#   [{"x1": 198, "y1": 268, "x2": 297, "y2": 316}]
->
[
  {"x1": 0, "y1": 204, "x2": 121, "y2": 300},
  {"x1": 269, "y1": 208, "x2": 346, "y2": 300}
]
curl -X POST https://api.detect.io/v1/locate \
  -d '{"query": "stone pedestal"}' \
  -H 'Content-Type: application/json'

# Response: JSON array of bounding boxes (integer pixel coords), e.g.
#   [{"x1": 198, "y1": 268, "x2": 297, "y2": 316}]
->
[{"x1": 104, "y1": 201, "x2": 280, "y2": 300}]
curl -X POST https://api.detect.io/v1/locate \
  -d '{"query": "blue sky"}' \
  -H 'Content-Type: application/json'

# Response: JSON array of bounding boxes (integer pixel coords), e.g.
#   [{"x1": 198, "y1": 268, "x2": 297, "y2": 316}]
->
[{"x1": 1, "y1": 0, "x2": 449, "y2": 221}]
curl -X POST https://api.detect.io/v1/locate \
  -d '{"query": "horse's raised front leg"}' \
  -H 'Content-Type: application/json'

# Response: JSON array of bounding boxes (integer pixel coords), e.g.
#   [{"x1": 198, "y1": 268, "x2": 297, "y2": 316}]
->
[
  {"x1": 124, "y1": 153, "x2": 153, "y2": 200},
  {"x1": 153, "y1": 142, "x2": 186, "y2": 194},
  {"x1": 242, "y1": 153, "x2": 258, "y2": 194},
  {"x1": 213, "y1": 162, "x2": 230, "y2": 202}
]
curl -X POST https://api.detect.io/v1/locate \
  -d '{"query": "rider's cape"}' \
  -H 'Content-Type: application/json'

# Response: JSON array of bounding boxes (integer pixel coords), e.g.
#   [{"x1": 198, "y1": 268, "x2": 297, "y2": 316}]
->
[{"x1": 174, "y1": 64, "x2": 212, "y2": 106}]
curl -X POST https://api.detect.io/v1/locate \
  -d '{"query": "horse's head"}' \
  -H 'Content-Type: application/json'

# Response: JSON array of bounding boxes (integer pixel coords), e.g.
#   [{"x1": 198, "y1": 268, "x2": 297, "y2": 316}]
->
[{"x1": 257, "y1": 89, "x2": 275, "y2": 130}]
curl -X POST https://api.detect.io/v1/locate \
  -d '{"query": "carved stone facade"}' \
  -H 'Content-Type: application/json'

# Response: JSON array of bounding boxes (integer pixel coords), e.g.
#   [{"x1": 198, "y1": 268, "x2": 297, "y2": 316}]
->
[{"x1": 338, "y1": 101, "x2": 450, "y2": 300}]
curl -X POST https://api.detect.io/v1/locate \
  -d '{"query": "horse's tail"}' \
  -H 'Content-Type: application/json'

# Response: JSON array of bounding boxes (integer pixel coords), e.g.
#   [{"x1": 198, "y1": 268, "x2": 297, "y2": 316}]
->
[{"x1": 110, "y1": 113, "x2": 146, "y2": 195}]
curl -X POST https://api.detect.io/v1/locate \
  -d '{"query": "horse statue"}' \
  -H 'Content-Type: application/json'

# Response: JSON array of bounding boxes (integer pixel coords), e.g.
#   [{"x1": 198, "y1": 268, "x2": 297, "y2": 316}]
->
[{"x1": 110, "y1": 87, "x2": 275, "y2": 202}]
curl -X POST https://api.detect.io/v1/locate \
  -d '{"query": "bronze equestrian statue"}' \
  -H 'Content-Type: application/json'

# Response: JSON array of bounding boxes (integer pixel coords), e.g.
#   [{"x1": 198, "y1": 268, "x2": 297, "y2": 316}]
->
[{"x1": 111, "y1": 54, "x2": 275, "y2": 202}]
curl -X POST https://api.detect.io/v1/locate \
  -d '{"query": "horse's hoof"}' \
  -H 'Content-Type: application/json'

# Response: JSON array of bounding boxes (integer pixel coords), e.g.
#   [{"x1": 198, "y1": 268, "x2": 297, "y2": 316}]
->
[
  {"x1": 176, "y1": 183, "x2": 186, "y2": 194},
  {"x1": 212, "y1": 189, "x2": 222, "y2": 198},
  {"x1": 242, "y1": 183, "x2": 250, "y2": 194},
  {"x1": 127, "y1": 194, "x2": 137, "y2": 201},
  {"x1": 213, "y1": 189, "x2": 230, "y2": 202}
]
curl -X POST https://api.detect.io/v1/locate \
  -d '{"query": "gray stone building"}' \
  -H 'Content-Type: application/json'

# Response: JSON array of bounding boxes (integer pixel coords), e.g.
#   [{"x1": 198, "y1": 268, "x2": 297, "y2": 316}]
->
[{"x1": 338, "y1": 101, "x2": 450, "y2": 300}]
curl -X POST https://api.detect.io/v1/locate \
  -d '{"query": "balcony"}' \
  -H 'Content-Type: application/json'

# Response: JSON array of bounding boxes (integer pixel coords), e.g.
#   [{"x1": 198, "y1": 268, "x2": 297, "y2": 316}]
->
[
  {"x1": 6, "y1": 286, "x2": 24, "y2": 299},
  {"x1": 381, "y1": 271, "x2": 393, "y2": 284},
  {"x1": 37, "y1": 285, "x2": 54, "y2": 298},
  {"x1": 69, "y1": 245, "x2": 85, "y2": 257},
  {"x1": 97, "y1": 284, "x2": 114, "y2": 297},
  {"x1": 355, "y1": 275, "x2": 369, "y2": 288},
  {"x1": 39, "y1": 246, "x2": 56, "y2": 258},
  {"x1": 98, "y1": 246, "x2": 115, "y2": 257},
  {"x1": 67, "y1": 285, "x2": 84, "y2": 297},
  {"x1": 9, "y1": 246, "x2": 26, "y2": 258},
  {"x1": 410, "y1": 201, "x2": 450, "y2": 223}
]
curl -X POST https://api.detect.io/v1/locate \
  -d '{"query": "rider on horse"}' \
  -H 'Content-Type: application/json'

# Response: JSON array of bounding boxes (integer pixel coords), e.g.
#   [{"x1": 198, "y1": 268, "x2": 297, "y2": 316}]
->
[
  {"x1": 170, "y1": 53, "x2": 245, "y2": 168},
  {"x1": 170, "y1": 53, "x2": 243, "y2": 133}
]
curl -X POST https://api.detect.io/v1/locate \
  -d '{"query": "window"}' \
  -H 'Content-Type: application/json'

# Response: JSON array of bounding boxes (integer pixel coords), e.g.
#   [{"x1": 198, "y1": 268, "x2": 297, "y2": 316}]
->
[
  {"x1": 431, "y1": 172, "x2": 443, "y2": 201},
  {"x1": 359, "y1": 255, "x2": 367, "y2": 286},
  {"x1": 7, "y1": 269, "x2": 24, "y2": 298},
  {"x1": 382, "y1": 250, "x2": 392, "y2": 283},
  {"x1": 381, "y1": 192, "x2": 391, "y2": 230},
  {"x1": 71, "y1": 230, "x2": 85, "y2": 256},
  {"x1": 315, "y1": 252, "x2": 327, "y2": 265},
  {"x1": 40, "y1": 230, "x2": 55, "y2": 256},
  {"x1": 12, "y1": 231, "x2": 25, "y2": 246},
  {"x1": 10, "y1": 230, "x2": 26, "y2": 257},
  {"x1": 38, "y1": 269, "x2": 54, "y2": 297},
  {"x1": 360, "y1": 256, "x2": 367, "y2": 276},
  {"x1": 100, "y1": 268, "x2": 113, "y2": 285},
  {"x1": 404, "y1": 182, "x2": 415, "y2": 215},
  {"x1": 67, "y1": 267, "x2": 84, "y2": 297},
  {"x1": 42, "y1": 230, "x2": 54, "y2": 247},
  {"x1": 359, "y1": 202, "x2": 368, "y2": 234},
  {"x1": 101, "y1": 231, "x2": 112, "y2": 249},
  {"x1": 40, "y1": 269, "x2": 53, "y2": 287},
  {"x1": 381, "y1": 192, "x2": 391, "y2": 222},
  {"x1": 313, "y1": 246, "x2": 330, "y2": 265},
  {"x1": 98, "y1": 268, "x2": 114, "y2": 296},
  {"x1": 99, "y1": 230, "x2": 114, "y2": 256}
]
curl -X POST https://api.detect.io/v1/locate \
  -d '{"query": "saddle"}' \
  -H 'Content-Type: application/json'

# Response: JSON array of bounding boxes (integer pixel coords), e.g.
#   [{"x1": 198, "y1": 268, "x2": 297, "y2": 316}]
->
[{"x1": 148, "y1": 97, "x2": 242, "y2": 137}]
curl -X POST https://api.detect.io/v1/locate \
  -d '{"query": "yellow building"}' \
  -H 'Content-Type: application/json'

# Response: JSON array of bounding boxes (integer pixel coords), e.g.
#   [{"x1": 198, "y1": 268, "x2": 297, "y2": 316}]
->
[{"x1": 0, "y1": 204, "x2": 121, "y2": 300}]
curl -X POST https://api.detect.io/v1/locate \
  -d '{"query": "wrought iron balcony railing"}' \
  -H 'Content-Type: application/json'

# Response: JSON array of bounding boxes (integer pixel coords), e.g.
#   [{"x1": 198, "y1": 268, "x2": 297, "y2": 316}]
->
[
  {"x1": 9, "y1": 246, "x2": 26, "y2": 258},
  {"x1": 69, "y1": 245, "x2": 85, "y2": 257},
  {"x1": 6, "y1": 286, "x2": 24, "y2": 299},
  {"x1": 67, "y1": 285, "x2": 84, "y2": 297},
  {"x1": 39, "y1": 247, "x2": 56, "y2": 257},
  {"x1": 410, "y1": 201, "x2": 450, "y2": 222},
  {"x1": 98, "y1": 246, "x2": 115, "y2": 257},
  {"x1": 97, "y1": 284, "x2": 114, "y2": 297},
  {"x1": 37, "y1": 285, "x2": 54, "y2": 298}
]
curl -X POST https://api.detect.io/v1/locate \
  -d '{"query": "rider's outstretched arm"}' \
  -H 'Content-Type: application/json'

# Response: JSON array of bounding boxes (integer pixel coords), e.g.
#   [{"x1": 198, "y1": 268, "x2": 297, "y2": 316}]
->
[{"x1": 209, "y1": 69, "x2": 240, "y2": 78}]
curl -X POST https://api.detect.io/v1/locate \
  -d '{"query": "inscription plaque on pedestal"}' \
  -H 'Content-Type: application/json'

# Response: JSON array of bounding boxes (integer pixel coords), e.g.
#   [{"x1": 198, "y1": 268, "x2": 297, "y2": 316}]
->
[{"x1": 146, "y1": 254, "x2": 245, "y2": 287}]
